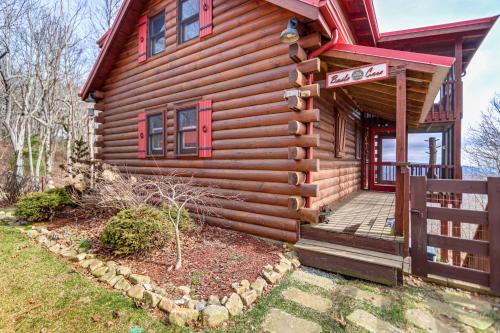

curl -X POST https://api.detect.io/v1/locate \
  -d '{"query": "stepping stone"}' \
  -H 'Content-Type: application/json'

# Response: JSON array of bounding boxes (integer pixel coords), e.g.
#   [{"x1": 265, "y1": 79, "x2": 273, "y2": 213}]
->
[
  {"x1": 282, "y1": 287, "x2": 332, "y2": 313},
  {"x1": 290, "y1": 271, "x2": 335, "y2": 291},
  {"x1": 347, "y1": 309, "x2": 403, "y2": 333},
  {"x1": 423, "y1": 298, "x2": 494, "y2": 331},
  {"x1": 438, "y1": 290, "x2": 492, "y2": 313},
  {"x1": 405, "y1": 308, "x2": 460, "y2": 333},
  {"x1": 339, "y1": 285, "x2": 391, "y2": 308},
  {"x1": 262, "y1": 308, "x2": 322, "y2": 333}
]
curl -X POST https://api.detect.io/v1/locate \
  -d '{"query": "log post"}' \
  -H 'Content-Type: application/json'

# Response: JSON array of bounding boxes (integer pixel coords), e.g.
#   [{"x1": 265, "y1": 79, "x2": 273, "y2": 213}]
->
[
  {"x1": 410, "y1": 176, "x2": 428, "y2": 277},
  {"x1": 288, "y1": 121, "x2": 306, "y2": 135},
  {"x1": 395, "y1": 68, "x2": 408, "y2": 240},
  {"x1": 288, "y1": 172, "x2": 306, "y2": 185},
  {"x1": 289, "y1": 43, "x2": 307, "y2": 63},
  {"x1": 288, "y1": 147, "x2": 306, "y2": 160},
  {"x1": 288, "y1": 196, "x2": 305, "y2": 211},
  {"x1": 298, "y1": 32, "x2": 321, "y2": 50},
  {"x1": 289, "y1": 69, "x2": 307, "y2": 87},
  {"x1": 297, "y1": 58, "x2": 321, "y2": 74},
  {"x1": 287, "y1": 96, "x2": 306, "y2": 111}
]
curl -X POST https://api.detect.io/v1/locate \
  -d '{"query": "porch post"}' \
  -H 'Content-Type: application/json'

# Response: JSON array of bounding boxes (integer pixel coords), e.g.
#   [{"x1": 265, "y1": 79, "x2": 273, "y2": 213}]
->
[{"x1": 395, "y1": 69, "x2": 410, "y2": 254}]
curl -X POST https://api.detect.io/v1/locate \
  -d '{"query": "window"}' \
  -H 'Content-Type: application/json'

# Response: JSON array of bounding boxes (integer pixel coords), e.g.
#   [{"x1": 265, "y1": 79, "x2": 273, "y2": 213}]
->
[
  {"x1": 355, "y1": 125, "x2": 362, "y2": 159},
  {"x1": 147, "y1": 114, "x2": 164, "y2": 156},
  {"x1": 177, "y1": 108, "x2": 197, "y2": 155},
  {"x1": 149, "y1": 11, "x2": 165, "y2": 57},
  {"x1": 178, "y1": 0, "x2": 199, "y2": 43}
]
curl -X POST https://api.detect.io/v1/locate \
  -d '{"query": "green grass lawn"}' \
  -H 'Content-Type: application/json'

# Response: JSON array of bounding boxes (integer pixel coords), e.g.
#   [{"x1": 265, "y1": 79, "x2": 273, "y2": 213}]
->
[{"x1": 0, "y1": 226, "x2": 183, "y2": 333}]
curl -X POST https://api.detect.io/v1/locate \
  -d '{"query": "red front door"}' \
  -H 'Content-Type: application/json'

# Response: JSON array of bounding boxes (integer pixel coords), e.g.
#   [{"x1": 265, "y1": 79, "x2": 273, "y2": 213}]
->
[{"x1": 370, "y1": 128, "x2": 396, "y2": 192}]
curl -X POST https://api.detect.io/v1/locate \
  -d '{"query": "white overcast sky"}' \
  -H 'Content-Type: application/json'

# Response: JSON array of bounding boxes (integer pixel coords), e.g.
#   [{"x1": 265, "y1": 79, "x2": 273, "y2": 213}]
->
[{"x1": 373, "y1": 0, "x2": 500, "y2": 163}]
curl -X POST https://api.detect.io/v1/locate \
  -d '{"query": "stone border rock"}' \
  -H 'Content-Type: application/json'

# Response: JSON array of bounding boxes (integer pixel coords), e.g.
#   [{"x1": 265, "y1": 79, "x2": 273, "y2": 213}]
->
[{"x1": 21, "y1": 226, "x2": 301, "y2": 328}]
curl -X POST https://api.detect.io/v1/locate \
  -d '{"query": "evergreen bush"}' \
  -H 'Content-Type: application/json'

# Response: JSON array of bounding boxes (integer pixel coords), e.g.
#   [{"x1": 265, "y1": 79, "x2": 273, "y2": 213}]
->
[
  {"x1": 100, "y1": 205, "x2": 171, "y2": 255},
  {"x1": 15, "y1": 188, "x2": 74, "y2": 222}
]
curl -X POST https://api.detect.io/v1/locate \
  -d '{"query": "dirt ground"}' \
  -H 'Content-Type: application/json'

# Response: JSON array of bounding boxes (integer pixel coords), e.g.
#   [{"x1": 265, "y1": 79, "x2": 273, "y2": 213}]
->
[{"x1": 39, "y1": 207, "x2": 283, "y2": 299}]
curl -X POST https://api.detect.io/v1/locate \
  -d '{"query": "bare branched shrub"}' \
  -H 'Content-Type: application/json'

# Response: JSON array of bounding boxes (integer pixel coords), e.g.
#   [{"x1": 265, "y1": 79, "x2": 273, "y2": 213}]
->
[
  {"x1": 139, "y1": 172, "x2": 239, "y2": 269},
  {"x1": 77, "y1": 166, "x2": 149, "y2": 212},
  {"x1": 77, "y1": 165, "x2": 239, "y2": 268},
  {"x1": 0, "y1": 171, "x2": 38, "y2": 204}
]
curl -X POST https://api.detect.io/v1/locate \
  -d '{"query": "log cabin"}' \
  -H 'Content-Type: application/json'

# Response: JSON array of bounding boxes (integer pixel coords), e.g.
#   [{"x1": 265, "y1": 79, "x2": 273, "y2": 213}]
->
[{"x1": 81, "y1": 0, "x2": 498, "y2": 285}]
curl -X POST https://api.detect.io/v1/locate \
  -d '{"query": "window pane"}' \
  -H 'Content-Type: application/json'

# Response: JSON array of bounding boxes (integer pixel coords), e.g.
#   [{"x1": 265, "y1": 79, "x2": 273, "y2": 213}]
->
[
  {"x1": 182, "y1": 20, "x2": 199, "y2": 42},
  {"x1": 181, "y1": 0, "x2": 199, "y2": 20},
  {"x1": 149, "y1": 114, "x2": 163, "y2": 132},
  {"x1": 150, "y1": 12, "x2": 165, "y2": 35},
  {"x1": 152, "y1": 35, "x2": 165, "y2": 55},
  {"x1": 149, "y1": 12, "x2": 165, "y2": 56},
  {"x1": 152, "y1": 133, "x2": 163, "y2": 150},
  {"x1": 178, "y1": 109, "x2": 196, "y2": 128},
  {"x1": 182, "y1": 131, "x2": 197, "y2": 148}
]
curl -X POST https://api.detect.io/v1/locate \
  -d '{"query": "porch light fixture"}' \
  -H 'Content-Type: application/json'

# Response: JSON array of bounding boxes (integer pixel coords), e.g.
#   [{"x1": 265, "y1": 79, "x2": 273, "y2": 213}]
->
[
  {"x1": 280, "y1": 17, "x2": 299, "y2": 44},
  {"x1": 85, "y1": 94, "x2": 96, "y2": 117}
]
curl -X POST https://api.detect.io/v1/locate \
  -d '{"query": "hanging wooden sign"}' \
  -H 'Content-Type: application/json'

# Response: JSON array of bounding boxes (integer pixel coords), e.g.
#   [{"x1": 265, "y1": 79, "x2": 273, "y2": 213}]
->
[{"x1": 326, "y1": 63, "x2": 388, "y2": 89}]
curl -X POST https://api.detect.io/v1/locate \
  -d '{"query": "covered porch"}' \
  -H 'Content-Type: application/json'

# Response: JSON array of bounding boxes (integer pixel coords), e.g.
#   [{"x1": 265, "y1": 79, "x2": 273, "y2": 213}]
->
[
  {"x1": 296, "y1": 43, "x2": 455, "y2": 286},
  {"x1": 320, "y1": 44, "x2": 455, "y2": 250}
]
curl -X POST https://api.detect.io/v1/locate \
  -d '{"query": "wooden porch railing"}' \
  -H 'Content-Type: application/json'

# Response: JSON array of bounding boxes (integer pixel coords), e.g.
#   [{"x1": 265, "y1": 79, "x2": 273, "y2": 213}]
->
[
  {"x1": 410, "y1": 176, "x2": 500, "y2": 295},
  {"x1": 375, "y1": 163, "x2": 454, "y2": 185},
  {"x1": 424, "y1": 80, "x2": 458, "y2": 123}
]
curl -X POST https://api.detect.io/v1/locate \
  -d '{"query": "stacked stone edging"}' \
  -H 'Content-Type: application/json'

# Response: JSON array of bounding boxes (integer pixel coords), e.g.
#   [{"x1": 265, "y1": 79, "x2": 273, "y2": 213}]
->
[{"x1": 21, "y1": 226, "x2": 300, "y2": 328}]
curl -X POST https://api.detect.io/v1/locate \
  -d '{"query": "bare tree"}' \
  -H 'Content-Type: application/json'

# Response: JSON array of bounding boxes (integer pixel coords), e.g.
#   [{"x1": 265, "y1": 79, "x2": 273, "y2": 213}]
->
[
  {"x1": 142, "y1": 173, "x2": 237, "y2": 270},
  {"x1": 78, "y1": 166, "x2": 237, "y2": 270},
  {"x1": 465, "y1": 94, "x2": 500, "y2": 176},
  {"x1": 1, "y1": 0, "x2": 90, "y2": 188}
]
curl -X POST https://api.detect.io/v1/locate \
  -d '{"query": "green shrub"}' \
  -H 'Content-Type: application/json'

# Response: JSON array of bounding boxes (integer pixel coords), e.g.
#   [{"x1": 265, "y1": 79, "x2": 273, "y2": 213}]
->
[
  {"x1": 100, "y1": 205, "x2": 170, "y2": 255},
  {"x1": 162, "y1": 205, "x2": 194, "y2": 232},
  {"x1": 15, "y1": 188, "x2": 74, "y2": 222},
  {"x1": 79, "y1": 238, "x2": 92, "y2": 252}
]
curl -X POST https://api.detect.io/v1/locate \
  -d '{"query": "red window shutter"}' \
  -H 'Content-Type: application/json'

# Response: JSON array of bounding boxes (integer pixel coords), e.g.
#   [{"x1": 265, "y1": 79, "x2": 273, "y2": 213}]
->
[
  {"x1": 198, "y1": 100, "x2": 212, "y2": 158},
  {"x1": 199, "y1": 0, "x2": 213, "y2": 38},
  {"x1": 137, "y1": 15, "x2": 148, "y2": 63},
  {"x1": 137, "y1": 112, "x2": 147, "y2": 158}
]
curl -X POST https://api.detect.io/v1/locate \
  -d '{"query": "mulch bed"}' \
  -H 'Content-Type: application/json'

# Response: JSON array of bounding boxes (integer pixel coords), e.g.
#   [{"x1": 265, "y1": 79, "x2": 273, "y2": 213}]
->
[{"x1": 39, "y1": 207, "x2": 282, "y2": 299}]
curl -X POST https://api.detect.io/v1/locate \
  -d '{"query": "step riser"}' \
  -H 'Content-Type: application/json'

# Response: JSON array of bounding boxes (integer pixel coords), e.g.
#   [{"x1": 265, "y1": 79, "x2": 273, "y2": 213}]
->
[
  {"x1": 297, "y1": 248, "x2": 403, "y2": 286},
  {"x1": 301, "y1": 226, "x2": 404, "y2": 256}
]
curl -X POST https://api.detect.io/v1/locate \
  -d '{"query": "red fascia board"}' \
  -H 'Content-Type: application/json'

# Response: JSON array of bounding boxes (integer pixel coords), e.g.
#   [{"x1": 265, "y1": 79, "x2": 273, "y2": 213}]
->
[
  {"x1": 80, "y1": 0, "x2": 134, "y2": 99},
  {"x1": 362, "y1": 0, "x2": 380, "y2": 42},
  {"x1": 96, "y1": 29, "x2": 111, "y2": 48},
  {"x1": 380, "y1": 15, "x2": 498, "y2": 39},
  {"x1": 319, "y1": 1, "x2": 351, "y2": 43},
  {"x1": 298, "y1": 0, "x2": 321, "y2": 6},
  {"x1": 330, "y1": 44, "x2": 455, "y2": 67}
]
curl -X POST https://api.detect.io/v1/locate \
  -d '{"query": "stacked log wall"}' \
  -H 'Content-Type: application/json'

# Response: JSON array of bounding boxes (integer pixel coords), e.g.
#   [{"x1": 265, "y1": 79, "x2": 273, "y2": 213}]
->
[
  {"x1": 312, "y1": 88, "x2": 361, "y2": 210},
  {"x1": 96, "y1": 0, "x2": 320, "y2": 242}
]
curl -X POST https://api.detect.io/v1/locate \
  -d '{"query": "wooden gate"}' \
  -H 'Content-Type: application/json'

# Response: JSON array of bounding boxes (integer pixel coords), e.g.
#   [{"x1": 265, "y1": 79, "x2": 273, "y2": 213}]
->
[{"x1": 410, "y1": 176, "x2": 500, "y2": 295}]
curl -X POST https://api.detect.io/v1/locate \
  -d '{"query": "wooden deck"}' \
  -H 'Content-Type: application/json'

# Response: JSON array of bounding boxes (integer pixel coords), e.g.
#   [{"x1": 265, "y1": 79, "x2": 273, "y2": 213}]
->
[
  {"x1": 296, "y1": 191, "x2": 405, "y2": 286},
  {"x1": 318, "y1": 191, "x2": 399, "y2": 241}
]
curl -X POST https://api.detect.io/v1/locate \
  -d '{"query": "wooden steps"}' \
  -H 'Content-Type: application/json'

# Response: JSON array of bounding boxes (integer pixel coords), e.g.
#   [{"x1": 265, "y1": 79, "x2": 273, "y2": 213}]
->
[
  {"x1": 295, "y1": 239, "x2": 404, "y2": 286},
  {"x1": 301, "y1": 225, "x2": 405, "y2": 256}
]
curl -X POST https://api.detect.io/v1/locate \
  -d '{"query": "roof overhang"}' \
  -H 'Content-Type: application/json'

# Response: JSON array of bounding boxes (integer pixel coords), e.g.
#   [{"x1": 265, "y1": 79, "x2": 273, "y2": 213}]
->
[
  {"x1": 80, "y1": 0, "x2": 147, "y2": 100},
  {"x1": 321, "y1": 44, "x2": 455, "y2": 127},
  {"x1": 377, "y1": 16, "x2": 498, "y2": 71}
]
